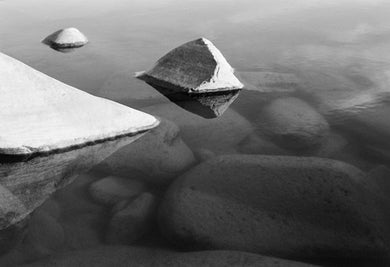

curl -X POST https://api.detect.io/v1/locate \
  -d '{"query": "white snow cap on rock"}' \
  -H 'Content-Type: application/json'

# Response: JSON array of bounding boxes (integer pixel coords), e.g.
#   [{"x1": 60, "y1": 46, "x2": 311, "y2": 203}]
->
[
  {"x1": 43, "y1": 27, "x2": 88, "y2": 48},
  {"x1": 138, "y1": 37, "x2": 244, "y2": 93},
  {"x1": 0, "y1": 52, "x2": 159, "y2": 155}
]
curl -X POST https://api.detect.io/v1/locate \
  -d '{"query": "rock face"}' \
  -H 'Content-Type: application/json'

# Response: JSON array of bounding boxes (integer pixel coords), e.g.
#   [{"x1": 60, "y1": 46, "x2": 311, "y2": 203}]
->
[
  {"x1": 0, "y1": 52, "x2": 158, "y2": 229},
  {"x1": 89, "y1": 176, "x2": 146, "y2": 206},
  {"x1": 159, "y1": 155, "x2": 390, "y2": 264},
  {"x1": 137, "y1": 38, "x2": 243, "y2": 93},
  {"x1": 20, "y1": 246, "x2": 318, "y2": 267},
  {"x1": 255, "y1": 97, "x2": 329, "y2": 150},
  {"x1": 105, "y1": 193, "x2": 156, "y2": 245},
  {"x1": 99, "y1": 119, "x2": 195, "y2": 184},
  {"x1": 143, "y1": 103, "x2": 253, "y2": 153},
  {"x1": 0, "y1": 52, "x2": 158, "y2": 156},
  {"x1": 42, "y1": 27, "x2": 88, "y2": 48}
]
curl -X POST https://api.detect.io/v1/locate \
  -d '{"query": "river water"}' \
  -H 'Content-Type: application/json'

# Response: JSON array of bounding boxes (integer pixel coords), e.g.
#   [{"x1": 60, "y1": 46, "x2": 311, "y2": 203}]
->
[{"x1": 1, "y1": 0, "x2": 390, "y2": 266}]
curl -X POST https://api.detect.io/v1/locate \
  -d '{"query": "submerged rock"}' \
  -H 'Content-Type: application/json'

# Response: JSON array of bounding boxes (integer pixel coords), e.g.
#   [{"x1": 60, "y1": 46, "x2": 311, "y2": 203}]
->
[
  {"x1": 193, "y1": 148, "x2": 216, "y2": 162},
  {"x1": 137, "y1": 37, "x2": 243, "y2": 93},
  {"x1": 105, "y1": 193, "x2": 156, "y2": 245},
  {"x1": 335, "y1": 104, "x2": 390, "y2": 154},
  {"x1": 61, "y1": 213, "x2": 104, "y2": 250},
  {"x1": 255, "y1": 97, "x2": 329, "y2": 150},
  {"x1": 22, "y1": 210, "x2": 64, "y2": 259},
  {"x1": 159, "y1": 155, "x2": 390, "y2": 264},
  {"x1": 237, "y1": 70, "x2": 300, "y2": 93},
  {"x1": 0, "y1": 52, "x2": 158, "y2": 230},
  {"x1": 34, "y1": 199, "x2": 61, "y2": 220},
  {"x1": 42, "y1": 27, "x2": 88, "y2": 49},
  {"x1": 238, "y1": 133, "x2": 288, "y2": 156},
  {"x1": 53, "y1": 174, "x2": 106, "y2": 250},
  {"x1": 312, "y1": 131, "x2": 348, "y2": 158},
  {"x1": 54, "y1": 173, "x2": 103, "y2": 217},
  {"x1": 99, "y1": 119, "x2": 195, "y2": 184},
  {"x1": 0, "y1": 218, "x2": 27, "y2": 256},
  {"x1": 20, "y1": 246, "x2": 318, "y2": 267},
  {"x1": 143, "y1": 103, "x2": 253, "y2": 153},
  {"x1": 368, "y1": 165, "x2": 390, "y2": 199},
  {"x1": 89, "y1": 176, "x2": 146, "y2": 206}
]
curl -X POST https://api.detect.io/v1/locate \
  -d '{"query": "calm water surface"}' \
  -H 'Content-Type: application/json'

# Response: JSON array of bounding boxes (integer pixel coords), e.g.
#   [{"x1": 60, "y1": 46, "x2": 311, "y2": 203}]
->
[{"x1": 2, "y1": 0, "x2": 390, "y2": 266}]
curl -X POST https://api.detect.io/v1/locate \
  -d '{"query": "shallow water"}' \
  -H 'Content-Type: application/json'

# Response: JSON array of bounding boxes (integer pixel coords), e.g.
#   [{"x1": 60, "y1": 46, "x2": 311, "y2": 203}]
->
[{"x1": 2, "y1": 0, "x2": 390, "y2": 266}]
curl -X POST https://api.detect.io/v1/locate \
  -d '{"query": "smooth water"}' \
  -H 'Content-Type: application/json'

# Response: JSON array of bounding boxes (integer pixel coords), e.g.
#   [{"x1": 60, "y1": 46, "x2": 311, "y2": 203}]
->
[{"x1": 2, "y1": 0, "x2": 390, "y2": 266}]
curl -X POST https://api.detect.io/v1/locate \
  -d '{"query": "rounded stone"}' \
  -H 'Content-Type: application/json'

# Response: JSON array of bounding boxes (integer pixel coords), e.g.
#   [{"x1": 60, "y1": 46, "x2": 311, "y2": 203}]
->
[
  {"x1": 89, "y1": 176, "x2": 146, "y2": 206},
  {"x1": 19, "y1": 246, "x2": 318, "y2": 267},
  {"x1": 22, "y1": 210, "x2": 64, "y2": 259},
  {"x1": 255, "y1": 97, "x2": 329, "y2": 150},
  {"x1": 159, "y1": 155, "x2": 390, "y2": 264},
  {"x1": 105, "y1": 193, "x2": 156, "y2": 245},
  {"x1": 143, "y1": 103, "x2": 253, "y2": 153},
  {"x1": 42, "y1": 27, "x2": 88, "y2": 48},
  {"x1": 99, "y1": 118, "x2": 195, "y2": 185},
  {"x1": 61, "y1": 213, "x2": 103, "y2": 250},
  {"x1": 34, "y1": 199, "x2": 61, "y2": 220}
]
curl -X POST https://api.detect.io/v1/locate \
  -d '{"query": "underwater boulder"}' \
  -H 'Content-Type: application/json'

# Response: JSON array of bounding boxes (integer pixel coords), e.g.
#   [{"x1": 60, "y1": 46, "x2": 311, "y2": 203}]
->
[
  {"x1": 20, "y1": 246, "x2": 318, "y2": 267},
  {"x1": 0, "y1": 52, "x2": 158, "y2": 230},
  {"x1": 137, "y1": 37, "x2": 243, "y2": 93},
  {"x1": 105, "y1": 192, "x2": 157, "y2": 245},
  {"x1": 61, "y1": 213, "x2": 103, "y2": 250},
  {"x1": 143, "y1": 103, "x2": 253, "y2": 153},
  {"x1": 34, "y1": 198, "x2": 61, "y2": 220},
  {"x1": 159, "y1": 155, "x2": 390, "y2": 264},
  {"x1": 22, "y1": 210, "x2": 64, "y2": 260},
  {"x1": 237, "y1": 133, "x2": 288, "y2": 156},
  {"x1": 368, "y1": 165, "x2": 390, "y2": 199},
  {"x1": 42, "y1": 27, "x2": 88, "y2": 49},
  {"x1": 89, "y1": 176, "x2": 146, "y2": 206},
  {"x1": 237, "y1": 70, "x2": 300, "y2": 93},
  {"x1": 99, "y1": 118, "x2": 195, "y2": 185},
  {"x1": 255, "y1": 97, "x2": 329, "y2": 150}
]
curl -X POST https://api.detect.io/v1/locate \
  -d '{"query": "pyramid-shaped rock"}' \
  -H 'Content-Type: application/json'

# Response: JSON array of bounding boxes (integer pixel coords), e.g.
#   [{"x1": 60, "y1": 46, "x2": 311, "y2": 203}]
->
[
  {"x1": 43, "y1": 27, "x2": 88, "y2": 48},
  {"x1": 0, "y1": 52, "x2": 159, "y2": 156},
  {"x1": 137, "y1": 38, "x2": 243, "y2": 93}
]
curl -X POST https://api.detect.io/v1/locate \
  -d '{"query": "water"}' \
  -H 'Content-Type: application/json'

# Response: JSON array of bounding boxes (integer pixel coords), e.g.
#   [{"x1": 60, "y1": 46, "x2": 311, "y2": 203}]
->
[{"x1": 2, "y1": 0, "x2": 390, "y2": 266}]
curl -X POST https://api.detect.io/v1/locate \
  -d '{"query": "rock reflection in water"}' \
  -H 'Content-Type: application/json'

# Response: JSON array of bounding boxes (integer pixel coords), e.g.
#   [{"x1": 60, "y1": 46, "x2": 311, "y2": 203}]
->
[
  {"x1": 145, "y1": 82, "x2": 241, "y2": 118},
  {"x1": 48, "y1": 47, "x2": 79, "y2": 53}
]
